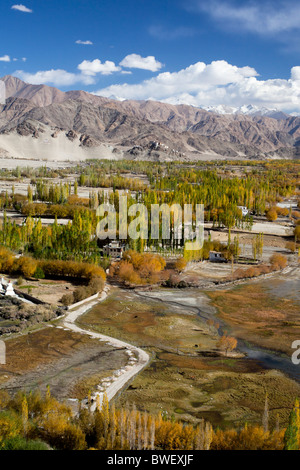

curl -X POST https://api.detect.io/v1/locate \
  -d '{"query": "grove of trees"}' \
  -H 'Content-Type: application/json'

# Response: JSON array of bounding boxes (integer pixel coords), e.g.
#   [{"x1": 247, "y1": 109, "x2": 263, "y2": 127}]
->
[{"x1": 0, "y1": 389, "x2": 299, "y2": 450}]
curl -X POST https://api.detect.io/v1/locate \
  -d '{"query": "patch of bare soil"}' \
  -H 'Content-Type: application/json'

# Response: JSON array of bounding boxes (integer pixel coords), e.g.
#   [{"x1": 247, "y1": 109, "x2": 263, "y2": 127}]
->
[
  {"x1": 11, "y1": 278, "x2": 77, "y2": 305},
  {"x1": 0, "y1": 326, "x2": 127, "y2": 403}
]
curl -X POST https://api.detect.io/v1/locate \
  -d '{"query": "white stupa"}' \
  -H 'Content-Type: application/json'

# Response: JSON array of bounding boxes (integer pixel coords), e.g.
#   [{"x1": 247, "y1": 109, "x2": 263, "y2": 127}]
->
[{"x1": 5, "y1": 281, "x2": 16, "y2": 297}]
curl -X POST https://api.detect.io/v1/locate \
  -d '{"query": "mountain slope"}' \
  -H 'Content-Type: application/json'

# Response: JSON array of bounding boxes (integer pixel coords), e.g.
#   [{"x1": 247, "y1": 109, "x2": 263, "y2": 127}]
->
[{"x1": 0, "y1": 75, "x2": 299, "y2": 161}]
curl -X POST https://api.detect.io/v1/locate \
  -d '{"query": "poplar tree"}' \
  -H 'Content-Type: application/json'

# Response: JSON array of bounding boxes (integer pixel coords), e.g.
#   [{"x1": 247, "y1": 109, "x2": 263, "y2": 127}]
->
[{"x1": 284, "y1": 399, "x2": 300, "y2": 450}]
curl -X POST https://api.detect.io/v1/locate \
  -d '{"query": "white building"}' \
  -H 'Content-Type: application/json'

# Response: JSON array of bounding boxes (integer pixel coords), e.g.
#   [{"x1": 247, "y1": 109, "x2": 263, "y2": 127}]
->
[
  {"x1": 0, "y1": 278, "x2": 16, "y2": 297},
  {"x1": 5, "y1": 281, "x2": 16, "y2": 297},
  {"x1": 237, "y1": 206, "x2": 249, "y2": 217}
]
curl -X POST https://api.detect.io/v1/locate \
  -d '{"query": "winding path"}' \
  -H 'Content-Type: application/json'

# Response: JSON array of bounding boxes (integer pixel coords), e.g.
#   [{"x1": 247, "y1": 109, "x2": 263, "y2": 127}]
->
[{"x1": 62, "y1": 285, "x2": 150, "y2": 411}]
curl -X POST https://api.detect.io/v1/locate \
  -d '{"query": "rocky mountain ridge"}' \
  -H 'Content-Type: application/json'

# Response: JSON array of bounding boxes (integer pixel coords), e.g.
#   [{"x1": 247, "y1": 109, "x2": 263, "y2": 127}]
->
[{"x1": 0, "y1": 75, "x2": 299, "y2": 161}]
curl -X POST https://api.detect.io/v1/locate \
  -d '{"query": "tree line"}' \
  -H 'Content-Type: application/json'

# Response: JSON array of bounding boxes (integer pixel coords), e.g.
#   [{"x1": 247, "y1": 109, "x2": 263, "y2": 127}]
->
[{"x1": 0, "y1": 388, "x2": 299, "y2": 450}]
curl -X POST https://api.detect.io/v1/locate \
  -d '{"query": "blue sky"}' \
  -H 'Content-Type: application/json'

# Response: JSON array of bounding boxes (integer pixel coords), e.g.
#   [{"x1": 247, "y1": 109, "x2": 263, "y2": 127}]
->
[{"x1": 1, "y1": 0, "x2": 300, "y2": 112}]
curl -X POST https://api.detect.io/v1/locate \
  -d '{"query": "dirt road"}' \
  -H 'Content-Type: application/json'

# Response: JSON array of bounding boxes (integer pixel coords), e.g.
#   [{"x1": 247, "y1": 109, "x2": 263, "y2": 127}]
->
[{"x1": 63, "y1": 286, "x2": 150, "y2": 411}]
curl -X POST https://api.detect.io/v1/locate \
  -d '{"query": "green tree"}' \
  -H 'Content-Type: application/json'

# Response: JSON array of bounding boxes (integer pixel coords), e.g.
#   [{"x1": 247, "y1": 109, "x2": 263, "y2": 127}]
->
[{"x1": 284, "y1": 399, "x2": 300, "y2": 450}]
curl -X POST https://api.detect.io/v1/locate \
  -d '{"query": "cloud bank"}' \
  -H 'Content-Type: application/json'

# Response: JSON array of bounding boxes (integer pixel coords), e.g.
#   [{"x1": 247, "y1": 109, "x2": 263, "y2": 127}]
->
[
  {"x1": 14, "y1": 54, "x2": 163, "y2": 87},
  {"x1": 193, "y1": 0, "x2": 300, "y2": 35},
  {"x1": 12, "y1": 56, "x2": 300, "y2": 114},
  {"x1": 94, "y1": 60, "x2": 300, "y2": 114},
  {"x1": 15, "y1": 69, "x2": 96, "y2": 86}
]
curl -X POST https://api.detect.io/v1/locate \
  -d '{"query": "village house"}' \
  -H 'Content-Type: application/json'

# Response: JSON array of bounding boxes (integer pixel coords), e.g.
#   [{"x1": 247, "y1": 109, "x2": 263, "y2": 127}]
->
[
  {"x1": 103, "y1": 240, "x2": 125, "y2": 259},
  {"x1": 209, "y1": 251, "x2": 228, "y2": 263}
]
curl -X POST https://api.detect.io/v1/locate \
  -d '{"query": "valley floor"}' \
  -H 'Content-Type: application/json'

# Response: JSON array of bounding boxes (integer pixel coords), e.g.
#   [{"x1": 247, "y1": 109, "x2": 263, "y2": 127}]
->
[{"x1": 1, "y1": 265, "x2": 298, "y2": 431}]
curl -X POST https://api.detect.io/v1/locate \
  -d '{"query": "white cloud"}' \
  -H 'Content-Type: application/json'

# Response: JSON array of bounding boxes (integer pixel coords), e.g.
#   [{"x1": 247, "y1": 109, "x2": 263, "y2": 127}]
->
[
  {"x1": 15, "y1": 69, "x2": 95, "y2": 87},
  {"x1": 11, "y1": 57, "x2": 27, "y2": 62},
  {"x1": 120, "y1": 54, "x2": 163, "y2": 72},
  {"x1": 16, "y1": 59, "x2": 122, "y2": 88},
  {"x1": 94, "y1": 60, "x2": 300, "y2": 114},
  {"x1": 12, "y1": 58, "x2": 300, "y2": 114},
  {"x1": 95, "y1": 60, "x2": 258, "y2": 100},
  {"x1": 75, "y1": 40, "x2": 93, "y2": 45},
  {"x1": 194, "y1": 0, "x2": 300, "y2": 35},
  {"x1": 78, "y1": 59, "x2": 121, "y2": 76},
  {"x1": 11, "y1": 4, "x2": 33, "y2": 13},
  {"x1": 0, "y1": 55, "x2": 10, "y2": 62}
]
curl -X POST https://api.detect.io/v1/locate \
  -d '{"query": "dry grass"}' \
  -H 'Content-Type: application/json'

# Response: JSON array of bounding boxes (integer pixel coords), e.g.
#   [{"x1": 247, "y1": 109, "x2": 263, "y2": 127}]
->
[
  {"x1": 78, "y1": 289, "x2": 217, "y2": 353},
  {"x1": 71, "y1": 369, "x2": 117, "y2": 400},
  {"x1": 0, "y1": 325, "x2": 128, "y2": 402},
  {"x1": 207, "y1": 284, "x2": 300, "y2": 354},
  {"x1": 115, "y1": 354, "x2": 300, "y2": 429},
  {"x1": 78, "y1": 287, "x2": 300, "y2": 429},
  {"x1": 0, "y1": 327, "x2": 101, "y2": 377}
]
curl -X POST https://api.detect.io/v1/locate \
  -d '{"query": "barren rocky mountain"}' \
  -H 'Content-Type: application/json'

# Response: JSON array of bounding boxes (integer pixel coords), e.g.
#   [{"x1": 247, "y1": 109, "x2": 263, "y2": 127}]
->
[{"x1": 0, "y1": 75, "x2": 299, "y2": 162}]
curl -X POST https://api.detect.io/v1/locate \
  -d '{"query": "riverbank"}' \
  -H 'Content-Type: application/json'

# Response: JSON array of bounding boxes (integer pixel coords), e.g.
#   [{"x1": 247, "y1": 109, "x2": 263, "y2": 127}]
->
[
  {"x1": 207, "y1": 268, "x2": 300, "y2": 357},
  {"x1": 76, "y1": 285, "x2": 300, "y2": 429}
]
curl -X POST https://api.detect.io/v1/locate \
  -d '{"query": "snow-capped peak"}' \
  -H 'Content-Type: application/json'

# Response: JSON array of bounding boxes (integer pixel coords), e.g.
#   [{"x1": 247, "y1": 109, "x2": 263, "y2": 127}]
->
[{"x1": 201, "y1": 104, "x2": 289, "y2": 120}]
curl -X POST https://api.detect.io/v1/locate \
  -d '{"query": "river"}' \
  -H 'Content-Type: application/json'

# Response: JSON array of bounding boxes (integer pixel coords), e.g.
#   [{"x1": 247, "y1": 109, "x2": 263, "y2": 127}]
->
[{"x1": 134, "y1": 273, "x2": 300, "y2": 383}]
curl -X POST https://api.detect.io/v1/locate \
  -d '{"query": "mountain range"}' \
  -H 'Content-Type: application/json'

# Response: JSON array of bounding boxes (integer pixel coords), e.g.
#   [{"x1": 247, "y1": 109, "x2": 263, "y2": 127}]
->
[{"x1": 0, "y1": 75, "x2": 300, "y2": 162}]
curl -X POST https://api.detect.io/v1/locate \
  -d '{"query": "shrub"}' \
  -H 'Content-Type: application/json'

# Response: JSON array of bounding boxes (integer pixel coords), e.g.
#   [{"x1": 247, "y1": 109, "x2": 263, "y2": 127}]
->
[
  {"x1": 116, "y1": 251, "x2": 166, "y2": 286},
  {"x1": 34, "y1": 267, "x2": 45, "y2": 279},
  {"x1": 21, "y1": 203, "x2": 47, "y2": 217},
  {"x1": 270, "y1": 254, "x2": 287, "y2": 270},
  {"x1": 88, "y1": 277, "x2": 104, "y2": 294},
  {"x1": 294, "y1": 225, "x2": 300, "y2": 241},
  {"x1": 292, "y1": 210, "x2": 300, "y2": 220},
  {"x1": 60, "y1": 293, "x2": 74, "y2": 306},
  {"x1": 244, "y1": 267, "x2": 256, "y2": 278},
  {"x1": 118, "y1": 261, "x2": 135, "y2": 282},
  {"x1": 13, "y1": 256, "x2": 38, "y2": 278},
  {"x1": 38, "y1": 259, "x2": 105, "y2": 281},
  {"x1": 0, "y1": 411, "x2": 23, "y2": 443},
  {"x1": 60, "y1": 276, "x2": 104, "y2": 306},
  {"x1": 257, "y1": 264, "x2": 272, "y2": 275},
  {"x1": 166, "y1": 273, "x2": 180, "y2": 287},
  {"x1": 73, "y1": 287, "x2": 88, "y2": 303},
  {"x1": 1, "y1": 436, "x2": 49, "y2": 450},
  {"x1": 286, "y1": 241, "x2": 296, "y2": 252},
  {"x1": 266, "y1": 208, "x2": 278, "y2": 222},
  {"x1": 276, "y1": 207, "x2": 289, "y2": 217},
  {"x1": 0, "y1": 247, "x2": 14, "y2": 273},
  {"x1": 174, "y1": 257, "x2": 187, "y2": 272}
]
